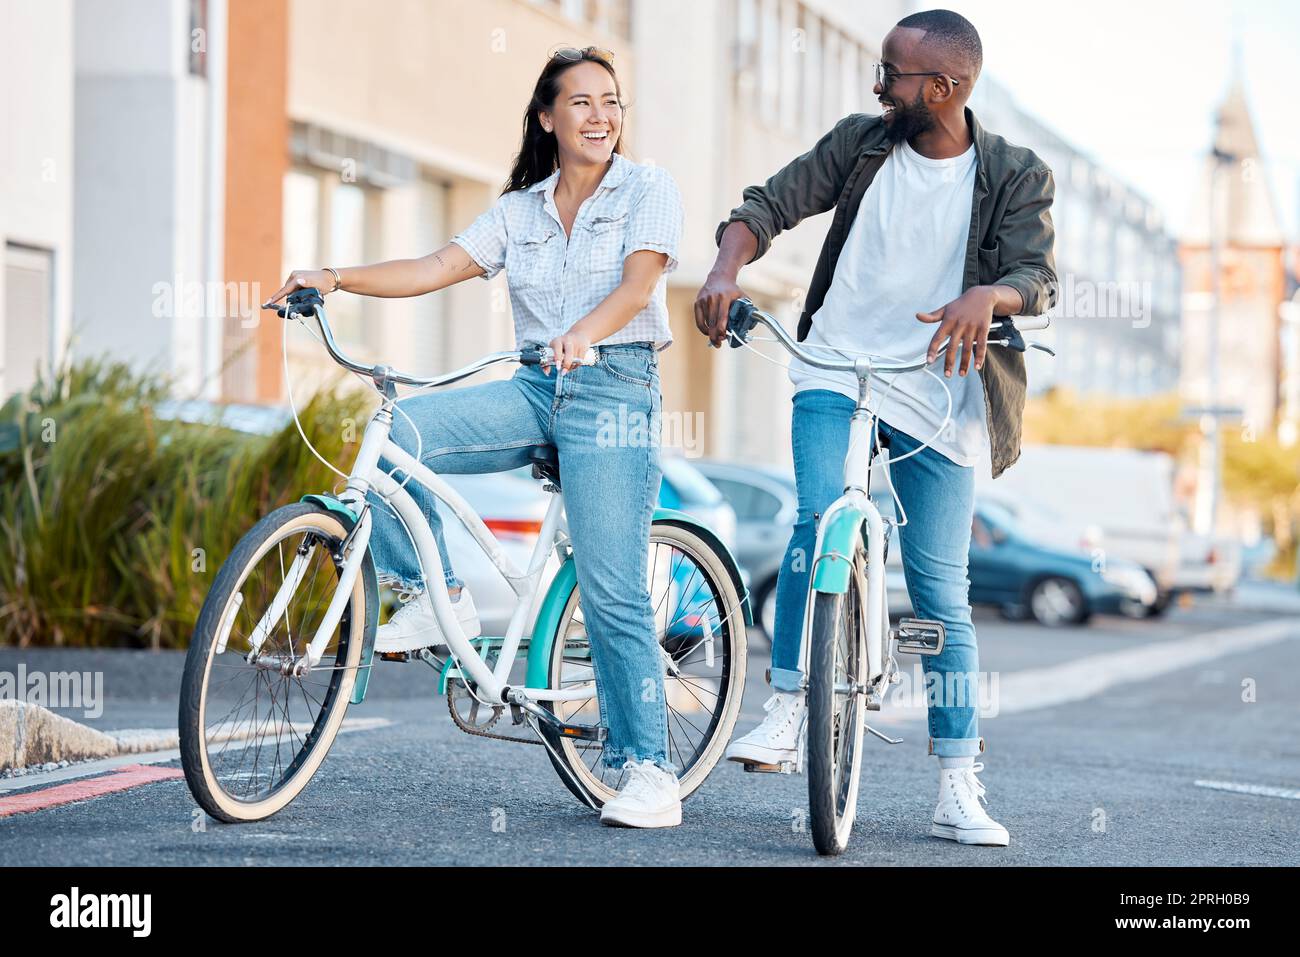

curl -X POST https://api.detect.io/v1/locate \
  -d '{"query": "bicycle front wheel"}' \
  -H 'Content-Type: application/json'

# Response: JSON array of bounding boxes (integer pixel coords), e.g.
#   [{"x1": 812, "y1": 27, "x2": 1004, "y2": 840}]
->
[
  {"x1": 544, "y1": 520, "x2": 748, "y2": 806},
  {"x1": 806, "y1": 555, "x2": 868, "y2": 856},
  {"x1": 179, "y1": 502, "x2": 376, "y2": 823}
]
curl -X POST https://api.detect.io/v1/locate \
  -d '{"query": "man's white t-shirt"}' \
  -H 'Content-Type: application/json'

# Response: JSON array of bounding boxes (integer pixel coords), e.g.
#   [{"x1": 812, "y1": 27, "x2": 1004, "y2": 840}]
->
[{"x1": 788, "y1": 139, "x2": 989, "y2": 468}]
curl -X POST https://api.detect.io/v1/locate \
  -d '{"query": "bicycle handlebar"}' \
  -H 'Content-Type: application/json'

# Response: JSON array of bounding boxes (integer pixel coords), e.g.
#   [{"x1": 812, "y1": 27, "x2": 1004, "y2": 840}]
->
[
  {"x1": 725, "y1": 298, "x2": 1052, "y2": 373},
  {"x1": 264, "y1": 287, "x2": 594, "y2": 391}
]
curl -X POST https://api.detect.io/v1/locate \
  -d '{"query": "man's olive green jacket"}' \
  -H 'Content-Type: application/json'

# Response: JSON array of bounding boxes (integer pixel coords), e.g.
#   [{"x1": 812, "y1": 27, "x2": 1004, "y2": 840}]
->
[{"x1": 717, "y1": 107, "x2": 1058, "y2": 478}]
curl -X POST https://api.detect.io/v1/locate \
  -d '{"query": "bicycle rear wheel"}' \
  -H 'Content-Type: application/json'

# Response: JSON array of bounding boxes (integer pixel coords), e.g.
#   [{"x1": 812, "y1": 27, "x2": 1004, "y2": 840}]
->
[
  {"x1": 543, "y1": 520, "x2": 748, "y2": 806},
  {"x1": 806, "y1": 554, "x2": 868, "y2": 855},
  {"x1": 179, "y1": 502, "x2": 376, "y2": 823}
]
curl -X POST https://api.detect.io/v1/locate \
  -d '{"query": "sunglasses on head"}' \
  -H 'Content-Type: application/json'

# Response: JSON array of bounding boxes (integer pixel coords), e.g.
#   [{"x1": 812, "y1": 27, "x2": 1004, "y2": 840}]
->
[{"x1": 549, "y1": 45, "x2": 615, "y2": 64}]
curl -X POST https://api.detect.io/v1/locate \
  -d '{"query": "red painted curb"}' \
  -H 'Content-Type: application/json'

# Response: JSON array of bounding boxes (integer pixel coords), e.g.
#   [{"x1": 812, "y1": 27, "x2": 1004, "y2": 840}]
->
[{"x1": 0, "y1": 764, "x2": 184, "y2": 818}]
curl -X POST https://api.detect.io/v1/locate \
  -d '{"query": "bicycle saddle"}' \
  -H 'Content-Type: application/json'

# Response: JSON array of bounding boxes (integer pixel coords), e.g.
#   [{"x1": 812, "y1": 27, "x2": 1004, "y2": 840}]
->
[{"x1": 529, "y1": 444, "x2": 561, "y2": 488}]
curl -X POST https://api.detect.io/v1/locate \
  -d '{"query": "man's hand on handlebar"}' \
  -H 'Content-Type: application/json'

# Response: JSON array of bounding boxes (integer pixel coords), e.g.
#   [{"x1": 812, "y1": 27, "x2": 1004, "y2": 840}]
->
[
  {"x1": 918, "y1": 286, "x2": 1003, "y2": 378},
  {"x1": 693, "y1": 272, "x2": 747, "y2": 349},
  {"x1": 263, "y1": 270, "x2": 337, "y2": 310}
]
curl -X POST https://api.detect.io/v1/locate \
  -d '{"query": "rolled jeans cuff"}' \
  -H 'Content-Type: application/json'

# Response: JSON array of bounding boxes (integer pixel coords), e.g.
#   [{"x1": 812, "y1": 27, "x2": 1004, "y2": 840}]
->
[
  {"x1": 929, "y1": 736, "x2": 985, "y2": 758},
  {"x1": 769, "y1": 666, "x2": 804, "y2": 694}
]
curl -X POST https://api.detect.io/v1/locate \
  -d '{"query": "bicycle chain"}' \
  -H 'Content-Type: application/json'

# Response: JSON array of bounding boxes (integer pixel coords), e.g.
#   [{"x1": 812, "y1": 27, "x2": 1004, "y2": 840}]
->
[{"x1": 444, "y1": 676, "x2": 543, "y2": 746}]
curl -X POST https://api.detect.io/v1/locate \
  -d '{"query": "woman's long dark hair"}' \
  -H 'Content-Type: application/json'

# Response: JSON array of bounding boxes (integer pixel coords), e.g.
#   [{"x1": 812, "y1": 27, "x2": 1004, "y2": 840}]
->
[{"x1": 502, "y1": 48, "x2": 625, "y2": 195}]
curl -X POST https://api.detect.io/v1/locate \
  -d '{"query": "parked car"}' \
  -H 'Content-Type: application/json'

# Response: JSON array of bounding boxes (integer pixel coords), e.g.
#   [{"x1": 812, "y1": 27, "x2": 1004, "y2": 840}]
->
[
  {"x1": 695, "y1": 459, "x2": 909, "y2": 642},
  {"x1": 692, "y1": 460, "x2": 796, "y2": 640},
  {"x1": 969, "y1": 499, "x2": 1157, "y2": 626},
  {"x1": 445, "y1": 455, "x2": 737, "y2": 636},
  {"x1": 976, "y1": 445, "x2": 1184, "y2": 613}
]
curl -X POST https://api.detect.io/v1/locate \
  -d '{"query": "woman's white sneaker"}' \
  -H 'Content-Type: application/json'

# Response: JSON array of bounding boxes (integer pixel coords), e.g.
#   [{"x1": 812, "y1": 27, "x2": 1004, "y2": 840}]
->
[
  {"x1": 725, "y1": 692, "x2": 805, "y2": 767},
  {"x1": 930, "y1": 762, "x2": 1010, "y2": 846},
  {"x1": 599, "y1": 759, "x2": 682, "y2": 828},
  {"x1": 374, "y1": 586, "x2": 481, "y2": 654}
]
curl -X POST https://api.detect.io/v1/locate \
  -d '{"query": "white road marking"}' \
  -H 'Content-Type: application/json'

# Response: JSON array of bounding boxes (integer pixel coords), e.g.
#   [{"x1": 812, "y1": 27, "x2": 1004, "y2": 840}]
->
[
  {"x1": 993, "y1": 617, "x2": 1297, "y2": 715},
  {"x1": 1194, "y1": 779, "x2": 1300, "y2": 801},
  {"x1": 881, "y1": 616, "x2": 1298, "y2": 719}
]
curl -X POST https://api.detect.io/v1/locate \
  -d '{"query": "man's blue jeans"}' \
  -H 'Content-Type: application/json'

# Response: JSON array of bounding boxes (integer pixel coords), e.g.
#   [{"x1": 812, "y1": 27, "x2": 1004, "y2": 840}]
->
[
  {"x1": 771, "y1": 389, "x2": 985, "y2": 759},
  {"x1": 365, "y1": 343, "x2": 673, "y2": 772}
]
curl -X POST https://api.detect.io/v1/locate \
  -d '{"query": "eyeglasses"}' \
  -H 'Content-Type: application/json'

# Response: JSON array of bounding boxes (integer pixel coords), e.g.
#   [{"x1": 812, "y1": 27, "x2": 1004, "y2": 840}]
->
[
  {"x1": 873, "y1": 62, "x2": 959, "y2": 89},
  {"x1": 549, "y1": 45, "x2": 616, "y2": 64}
]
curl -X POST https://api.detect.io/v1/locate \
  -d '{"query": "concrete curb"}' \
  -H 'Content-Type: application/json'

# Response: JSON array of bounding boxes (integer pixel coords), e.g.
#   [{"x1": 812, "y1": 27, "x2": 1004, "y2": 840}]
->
[
  {"x1": 0, "y1": 700, "x2": 121, "y2": 771},
  {"x1": 0, "y1": 702, "x2": 183, "y2": 772}
]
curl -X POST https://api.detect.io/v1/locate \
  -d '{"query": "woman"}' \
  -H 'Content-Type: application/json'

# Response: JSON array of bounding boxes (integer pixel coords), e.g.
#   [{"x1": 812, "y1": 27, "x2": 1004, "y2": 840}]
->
[{"x1": 264, "y1": 47, "x2": 684, "y2": 828}]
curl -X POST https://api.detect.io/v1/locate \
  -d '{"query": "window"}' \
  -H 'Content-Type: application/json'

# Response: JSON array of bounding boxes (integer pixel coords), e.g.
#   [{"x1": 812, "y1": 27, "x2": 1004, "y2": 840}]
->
[
  {"x1": 841, "y1": 39, "x2": 859, "y2": 114},
  {"x1": 327, "y1": 182, "x2": 369, "y2": 346},
  {"x1": 802, "y1": 12, "x2": 823, "y2": 138},
  {"x1": 281, "y1": 169, "x2": 375, "y2": 349},
  {"x1": 711, "y1": 477, "x2": 783, "y2": 521},
  {"x1": 824, "y1": 28, "x2": 841, "y2": 123},
  {"x1": 759, "y1": 0, "x2": 780, "y2": 124},
  {"x1": 188, "y1": 0, "x2": 208, "y2": 77},
  {"x1": 3, "y1": 244, "x2": 54, "y2": 399}
]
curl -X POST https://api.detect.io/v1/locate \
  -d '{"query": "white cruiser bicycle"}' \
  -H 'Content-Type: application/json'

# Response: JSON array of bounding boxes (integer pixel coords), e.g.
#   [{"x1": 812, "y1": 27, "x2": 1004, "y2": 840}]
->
[
  {"x1": 724, "y1": 297, "x2": 1051, "y2": 855},
  {"x1": 179, "y1": 287, "x2": 750, "y2": 822}
]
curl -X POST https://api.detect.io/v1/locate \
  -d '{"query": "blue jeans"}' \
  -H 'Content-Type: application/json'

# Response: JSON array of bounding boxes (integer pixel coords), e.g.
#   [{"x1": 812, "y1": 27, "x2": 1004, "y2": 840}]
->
[
  {"x1": 366, "y1": 343, "x2": 672, "y2": 772},
  {"x1": 771, "y1": 389, "x2": 984, "y2": 759}
]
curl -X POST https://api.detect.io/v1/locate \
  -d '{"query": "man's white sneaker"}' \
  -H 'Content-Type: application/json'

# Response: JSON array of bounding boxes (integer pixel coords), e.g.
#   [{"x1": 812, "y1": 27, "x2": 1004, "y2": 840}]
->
[
  {"x1": 374, "y1": 587, "x2": 481, "y2": 654},
  {"x1": 725, "y1": 692, "x2": 805, "y2": 767},
  {"x1": 930, "y1": 762, "x2": 1010, "y2": 846},
  {"x1": 599, "y1": 759, "x2": 682, "y2": 828}
]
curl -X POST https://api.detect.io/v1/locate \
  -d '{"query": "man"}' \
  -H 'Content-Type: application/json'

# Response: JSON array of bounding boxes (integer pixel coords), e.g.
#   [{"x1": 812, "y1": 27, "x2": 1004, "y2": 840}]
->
[{"x1": 694, "y1": 9, "x2": 1056, "y2": 846}]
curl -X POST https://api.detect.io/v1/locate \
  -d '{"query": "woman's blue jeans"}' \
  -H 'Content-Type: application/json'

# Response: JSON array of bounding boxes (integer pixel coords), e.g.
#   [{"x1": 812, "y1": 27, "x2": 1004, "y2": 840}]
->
[
  {"x1": 365, "y1": 343, "x2": 673, "y2": 772},
  {"x1": 771, "y1": 389, "x2": 985, "y2": 759}
]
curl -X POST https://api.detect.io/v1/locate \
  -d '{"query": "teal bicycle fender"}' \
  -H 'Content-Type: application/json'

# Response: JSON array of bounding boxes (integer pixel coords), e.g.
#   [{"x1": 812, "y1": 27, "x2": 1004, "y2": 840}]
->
[
  {"x1": 525, "y1": 556, "x2": 580, "y2": 689},
  {"x1": 301, "y1": 492, "x2": 359, "y2": 525},
  {"x1": 524, "y1": 508, "x2": 755, "y2": 689},
  {"x1": 652, "y1": 507, "x2": 754, "y2": 626},
  {"x1": 810, "y1": 506, "x2": 868, "y2": 594}
]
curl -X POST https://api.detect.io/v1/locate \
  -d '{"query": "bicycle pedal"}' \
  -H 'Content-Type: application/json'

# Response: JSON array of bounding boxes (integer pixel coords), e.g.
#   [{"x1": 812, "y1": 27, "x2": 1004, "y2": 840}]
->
[
  {"x1": 892, "y1": 618, "x2": 946, "y2": 656},
  {"x1": 741, "y1": 760, "x2": 798, "y2": 774},
  {"x1": 378, "y1": 651, "x2": 410, "y2": 662},
  {"x1": 554, "y1": 721, "x2": 606, "y2": 743}
]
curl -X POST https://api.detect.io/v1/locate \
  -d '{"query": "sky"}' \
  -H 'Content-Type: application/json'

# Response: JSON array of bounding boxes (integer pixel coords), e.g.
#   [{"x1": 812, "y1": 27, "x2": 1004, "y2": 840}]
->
[{"x1": 940, "y1": 0, "x2": 1300, "y2": 241}]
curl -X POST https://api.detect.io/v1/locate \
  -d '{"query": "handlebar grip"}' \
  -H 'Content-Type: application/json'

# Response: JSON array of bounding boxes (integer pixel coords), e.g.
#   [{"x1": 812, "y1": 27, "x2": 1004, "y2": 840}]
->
[
  {"x1": 727, "y1": 297, "x2": 758, "y2": 348},
  {"x1": 284, "y1": 286, "x2": 324, "y2": 319},
  {"x1": 1009, "y1": 315, "x2": 1050, "y2": 332}
]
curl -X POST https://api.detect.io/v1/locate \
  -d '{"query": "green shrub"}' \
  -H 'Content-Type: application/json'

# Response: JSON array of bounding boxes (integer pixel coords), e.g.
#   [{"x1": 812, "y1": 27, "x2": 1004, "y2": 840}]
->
[{"x1": 0, "y1": 358, "x2": 366, "y2": 648}]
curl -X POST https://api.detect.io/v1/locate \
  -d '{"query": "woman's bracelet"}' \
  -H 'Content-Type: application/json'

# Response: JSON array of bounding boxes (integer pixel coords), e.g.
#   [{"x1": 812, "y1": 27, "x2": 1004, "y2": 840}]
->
[{"x1": 324, "y1": 266, "x2": 342, "y2": 293}]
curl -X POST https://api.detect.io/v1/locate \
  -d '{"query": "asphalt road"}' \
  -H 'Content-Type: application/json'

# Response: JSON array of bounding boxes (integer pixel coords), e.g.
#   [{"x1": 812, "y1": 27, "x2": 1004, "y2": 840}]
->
[{"x1": 2, "y1": 591, "x2": 1298, "y2": 866}]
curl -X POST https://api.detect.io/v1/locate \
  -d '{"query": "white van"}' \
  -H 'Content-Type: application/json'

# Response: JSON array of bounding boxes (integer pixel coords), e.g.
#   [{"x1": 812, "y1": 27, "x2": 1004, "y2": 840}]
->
[{"x1": 977, "y1": 445, "x2": 1184, "y2": 611}]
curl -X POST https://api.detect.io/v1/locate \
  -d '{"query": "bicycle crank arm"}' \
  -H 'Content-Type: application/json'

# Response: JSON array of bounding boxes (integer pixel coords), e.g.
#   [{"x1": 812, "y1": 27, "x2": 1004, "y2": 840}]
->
[{"x1": 508, "y1": 692, "x2": 607, "y2": 743}]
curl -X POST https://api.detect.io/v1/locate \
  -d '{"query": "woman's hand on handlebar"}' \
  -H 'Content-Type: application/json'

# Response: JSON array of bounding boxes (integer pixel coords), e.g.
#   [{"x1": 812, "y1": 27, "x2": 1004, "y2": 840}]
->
[
  {"x1": 263, "y1": 269, "x2": 336, "y2": 309},
  {"x1": 545, "y1": 330, "x2": 593, "y2": 375},
  {"x1": 693, "y1": 272, "x2": 747, "y2": 348}
]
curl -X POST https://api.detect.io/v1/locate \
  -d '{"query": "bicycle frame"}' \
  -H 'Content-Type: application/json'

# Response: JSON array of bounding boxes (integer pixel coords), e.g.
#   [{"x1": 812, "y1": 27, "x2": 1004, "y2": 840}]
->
[
  {"x1": 238, "y1": 289, "x2": 612, "y2": 710},
  {"x1": 797, "y1": 366, "x2": 894, "y2": 695},
  {"x1": 724, "y1": 297, "x2": 1051, "y2": 703}
]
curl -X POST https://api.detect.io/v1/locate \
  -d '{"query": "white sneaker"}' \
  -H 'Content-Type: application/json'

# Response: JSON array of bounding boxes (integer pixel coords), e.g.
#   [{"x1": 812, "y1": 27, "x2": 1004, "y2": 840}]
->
[
  {"x1": 599, "y1": 759, "x2": 682, "y2": 828},
  {"x1": 374, "y1": 586, "x2": 481, "y2": 654},
  {"x1": 725, "y1": 692, "x2": 805, "y2": 766},
  {"x1": 930, "y1": 762, "x2": 1010, "y2": 846}
]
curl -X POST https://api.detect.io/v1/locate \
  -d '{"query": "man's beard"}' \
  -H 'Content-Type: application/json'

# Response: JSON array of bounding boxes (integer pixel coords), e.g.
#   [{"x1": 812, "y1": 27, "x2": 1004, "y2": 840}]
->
[{"x1": 882, "y1": 88, "x2": 935, "y2": 144}]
